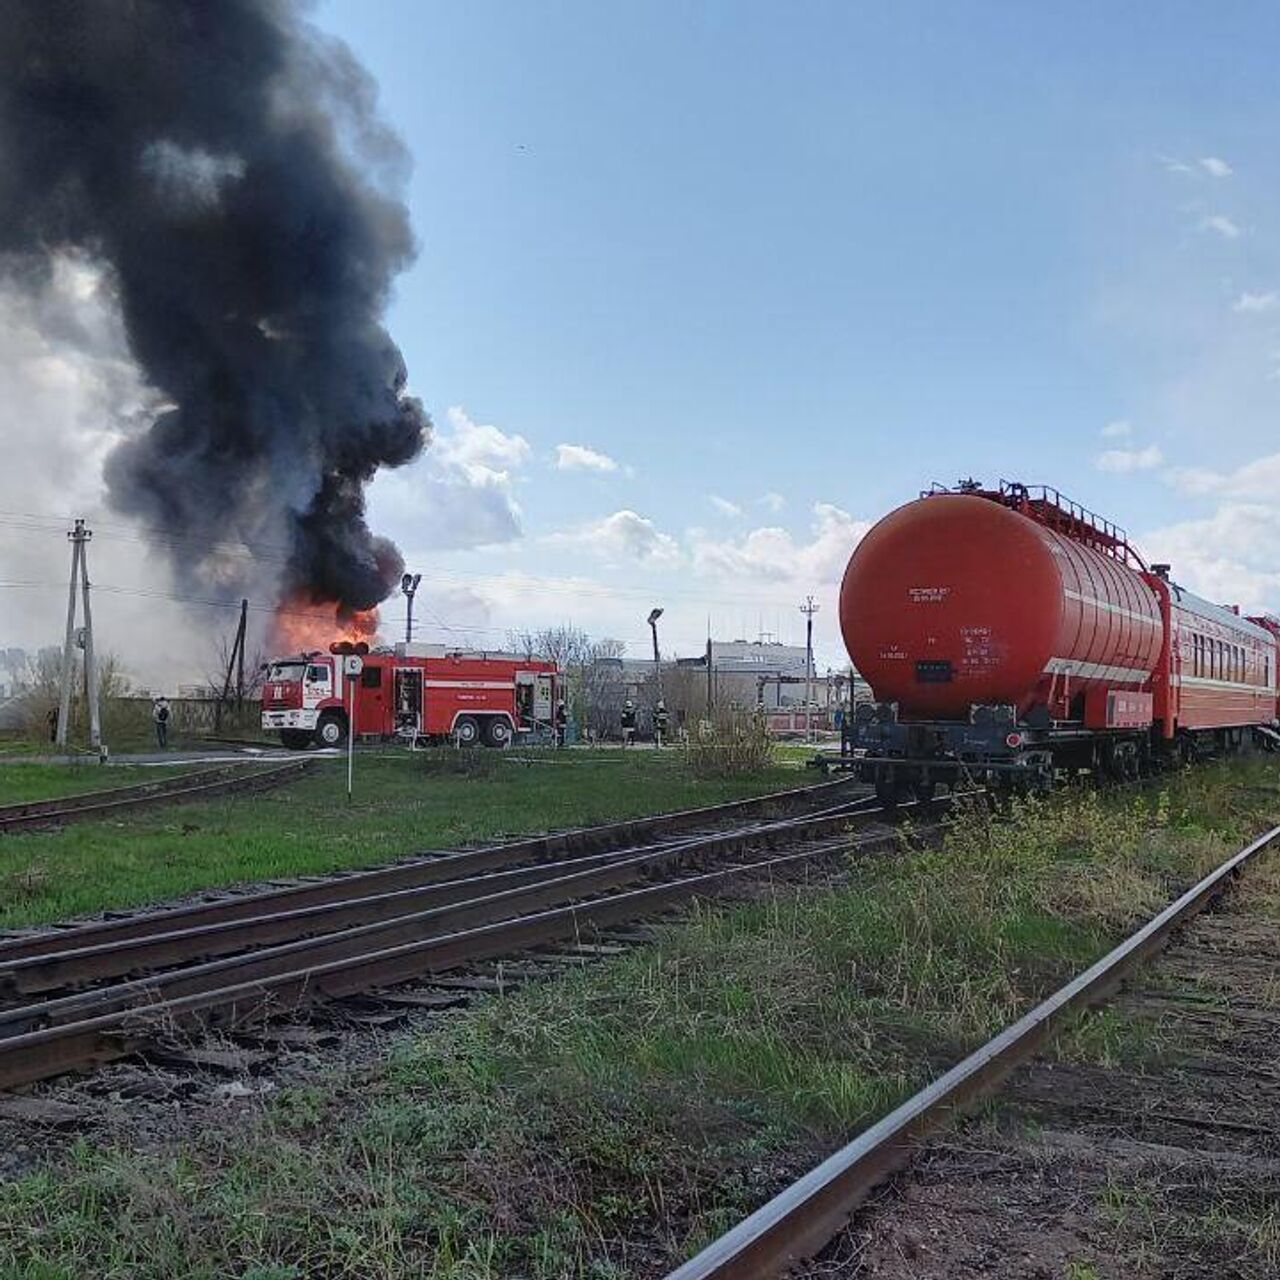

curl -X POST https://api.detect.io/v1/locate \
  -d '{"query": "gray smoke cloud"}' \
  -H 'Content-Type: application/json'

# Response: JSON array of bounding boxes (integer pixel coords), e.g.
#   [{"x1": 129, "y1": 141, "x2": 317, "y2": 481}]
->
[{"x1": 0, "y1": 0, "x2": 429, "y2": 619}]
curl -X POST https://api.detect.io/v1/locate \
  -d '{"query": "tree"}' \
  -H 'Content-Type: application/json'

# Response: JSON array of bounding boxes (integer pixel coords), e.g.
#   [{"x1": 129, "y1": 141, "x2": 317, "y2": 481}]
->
[{"x1": 505, "y1": 626, "x2": 628, "y2": 740}]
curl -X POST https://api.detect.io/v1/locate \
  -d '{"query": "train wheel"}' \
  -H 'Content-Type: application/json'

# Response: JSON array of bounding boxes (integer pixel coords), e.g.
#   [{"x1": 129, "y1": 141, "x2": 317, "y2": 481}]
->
[
  {"x1": 453, "y1": 715, "x2": 481, "y2": 747},
  {"x1": 314, "y1": 713, "x2": 347, "y2": 748}
]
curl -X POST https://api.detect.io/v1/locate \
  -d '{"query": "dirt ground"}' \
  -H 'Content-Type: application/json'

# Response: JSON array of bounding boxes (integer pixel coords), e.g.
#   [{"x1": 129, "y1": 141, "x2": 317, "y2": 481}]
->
[{"x1": 804, "y1": 895, "x2": 1280, "y2": 1278}]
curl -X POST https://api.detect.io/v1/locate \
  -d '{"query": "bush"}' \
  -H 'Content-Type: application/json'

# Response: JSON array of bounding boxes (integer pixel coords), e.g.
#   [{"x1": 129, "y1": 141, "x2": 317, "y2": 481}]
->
[{"x1": 681, "y1": 710, "x2": 774, "y2": 778}]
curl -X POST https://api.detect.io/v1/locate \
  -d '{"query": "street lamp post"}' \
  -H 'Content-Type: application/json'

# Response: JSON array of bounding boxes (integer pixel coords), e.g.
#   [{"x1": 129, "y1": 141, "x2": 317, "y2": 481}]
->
[
  {"x1": 647, "y1": 607, "x2": 664, "y2": 723},
  {"x1": 401, "y1": 572, "x2": 422, "y2": 645}
]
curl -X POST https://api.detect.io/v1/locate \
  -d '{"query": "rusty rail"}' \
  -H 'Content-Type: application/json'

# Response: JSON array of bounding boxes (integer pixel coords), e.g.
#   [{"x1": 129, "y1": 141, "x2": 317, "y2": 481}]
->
[
  {"x1": 0, "y1": 796, "x2": 884, "y2": 995},
  {"x1": 0, "y1": 821, "x2": 923, "y2": 1092},
  {"x1": 664, "y1": 822, "x2": 1280, "y2": 1280},
  {"x1": 0, "y1": 774, "x2": 863, "y2": 961}
]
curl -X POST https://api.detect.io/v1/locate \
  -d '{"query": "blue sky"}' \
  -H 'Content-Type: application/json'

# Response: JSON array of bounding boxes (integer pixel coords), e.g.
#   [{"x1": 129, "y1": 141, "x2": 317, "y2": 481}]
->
[
  {"x1": 5, "y1": 2, "x2": 1279, "y2": 683},
  {"x1": 308, "y1": 1, "x2": 1280, "y2": 666}
]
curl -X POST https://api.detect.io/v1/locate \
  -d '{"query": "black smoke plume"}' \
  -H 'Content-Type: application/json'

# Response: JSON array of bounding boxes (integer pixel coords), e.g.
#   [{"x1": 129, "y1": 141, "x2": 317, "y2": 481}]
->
[{"x1": 0, "y1": 0, "x2": 429, "y2": 615}]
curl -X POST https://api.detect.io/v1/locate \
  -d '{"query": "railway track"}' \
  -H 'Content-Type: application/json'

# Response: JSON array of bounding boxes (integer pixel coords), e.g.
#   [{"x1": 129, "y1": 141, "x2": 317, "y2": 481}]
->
[
  {"x1": 0, "y1": 758, "x2": 316, "y2": 833},
  {"x1": 0, "y1": 778, "x2": 952, "y2": 1093},
  {"x1": 665, "y1": 822, "x2": 1280, "y2": 1280}
]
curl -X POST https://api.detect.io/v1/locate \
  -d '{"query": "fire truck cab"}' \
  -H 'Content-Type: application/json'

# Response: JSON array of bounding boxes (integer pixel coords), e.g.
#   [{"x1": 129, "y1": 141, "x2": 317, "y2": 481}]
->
[{"x1": 262, "y1": 643, "x2": 558, "y2": 749}]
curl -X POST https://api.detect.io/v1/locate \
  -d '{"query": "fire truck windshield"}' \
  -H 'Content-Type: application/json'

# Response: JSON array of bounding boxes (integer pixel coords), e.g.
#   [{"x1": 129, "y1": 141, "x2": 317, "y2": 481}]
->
[{"x1": 267, "y1": 661, "x2": 307, "y2": 682}]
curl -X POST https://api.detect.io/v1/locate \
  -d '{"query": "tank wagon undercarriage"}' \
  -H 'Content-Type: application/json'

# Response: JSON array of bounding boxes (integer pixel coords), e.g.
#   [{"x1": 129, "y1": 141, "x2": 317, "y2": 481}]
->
[{"x1": 847, "y1": 701, "x2": 1268, "y2": 806}]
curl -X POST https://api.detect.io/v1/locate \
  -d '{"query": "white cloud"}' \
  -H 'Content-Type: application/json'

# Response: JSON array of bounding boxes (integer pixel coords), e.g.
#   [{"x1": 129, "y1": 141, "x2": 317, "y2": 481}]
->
[
  {"x1": 546, "y1": 509, "x2": 681, "y2": 566},
  {"x1": 710, "y1": 495, "x2": 742, "y2": 518},
  {"x1": 1233, "y1": 291, "x2": 1278, "y2": 314},
  {"x1": 369, "y1": 404, "x2": 531, "y2": 552},
  {"x1": 1095, "y1": 444, "x2": 1164, "y2": 473},
  {"x1": 1200, "y1": 214, "x2": 1241, "y2": 239},
  {"x1": 1100, "y1": 419, "x2": 1132, "y2": 439},
  {"x1": 436, "y1": 405, "x2": 530, "y2": 484},
  {"x1": 555, "y1": 442, "x2": 619, "y2": 474},
  {"x1": 1143, "y1": 503, "x2": 1280, "y2": 614},
  {"x1": 1161, "y1": 155, "x2": 1233, "y2": 179},
  {"x1": 690, "y1": 502, "x2": 868, "y2": 585},
  {"x1": 1166, "y1": 450, "x2": 1280, "y2": 499},
  {"x1": 759, "y1": 491, "x2": 786, "y2": 513}
]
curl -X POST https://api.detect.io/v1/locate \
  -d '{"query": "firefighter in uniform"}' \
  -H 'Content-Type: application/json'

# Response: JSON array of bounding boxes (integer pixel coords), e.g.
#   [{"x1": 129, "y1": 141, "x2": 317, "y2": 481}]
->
[
  {"x1": 554, "y1": 698, "x2": 568, "y2": 748},
  {"x1": 654, "y1": 699, "x2": 670, "y2": 748},
  {"x1": 620, "y1": 698, "x2": 637, "y2": 747},
  {"x1": 152, "y1": 695, "x2": 171, "y2": 749}
]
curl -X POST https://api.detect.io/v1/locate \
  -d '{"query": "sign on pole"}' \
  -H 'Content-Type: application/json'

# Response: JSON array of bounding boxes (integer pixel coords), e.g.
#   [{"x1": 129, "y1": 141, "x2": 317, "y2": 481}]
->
[{"x1": 343, "y1": 655, "x2": 363, "y2": 801}]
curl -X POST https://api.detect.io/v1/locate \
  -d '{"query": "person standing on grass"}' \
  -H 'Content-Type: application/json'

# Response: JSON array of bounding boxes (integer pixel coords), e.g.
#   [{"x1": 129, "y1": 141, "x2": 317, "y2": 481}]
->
[
  {"x1": 555, "y1": 697, "x2": 568, "y2": 748},
  {"x1": 620, "y1": 698, "x2": 636, "y2": 747},
  {"x1": 152, "y1": 695, "x2": 170, "y2": 749},
  {"x1": 654, "y1": 699, "x2": 669, "y2": 748}
]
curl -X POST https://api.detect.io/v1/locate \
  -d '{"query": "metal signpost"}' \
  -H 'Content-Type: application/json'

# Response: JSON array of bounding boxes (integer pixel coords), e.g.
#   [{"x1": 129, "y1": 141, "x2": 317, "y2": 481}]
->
[{"x1": 344, "y1": 654, "x2": 363, "y2": 801}]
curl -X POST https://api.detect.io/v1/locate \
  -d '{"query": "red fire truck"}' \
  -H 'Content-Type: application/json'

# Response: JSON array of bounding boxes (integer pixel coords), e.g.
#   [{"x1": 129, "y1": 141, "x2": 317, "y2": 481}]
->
[{"x1": 261, "y1": 643, "x2": 559, "y2": 749}]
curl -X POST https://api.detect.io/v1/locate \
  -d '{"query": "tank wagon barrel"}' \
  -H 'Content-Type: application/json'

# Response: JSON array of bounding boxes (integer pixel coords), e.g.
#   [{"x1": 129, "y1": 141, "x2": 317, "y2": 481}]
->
[{"x1": 839, "y1": 480, "x2": 1280, "y2": 803}]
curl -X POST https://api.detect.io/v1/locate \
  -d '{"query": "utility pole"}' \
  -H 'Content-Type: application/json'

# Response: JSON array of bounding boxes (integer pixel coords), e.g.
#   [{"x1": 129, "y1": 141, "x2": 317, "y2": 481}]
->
[
  {"x1": 401, "y1": 572, "x2": 422, "y2": 645},
  {"x1": 217, "y1": 598, "x2": 249, "y2": 730},
  {"x1": 705, "y1": 636, "x2": 714, "y2": 720},
  {"x1": 800, "y1": 595, "x2": 819, "y2": 744},
  {"x1": 57, "y1": 519, "x2": 100, "y2": 752}
]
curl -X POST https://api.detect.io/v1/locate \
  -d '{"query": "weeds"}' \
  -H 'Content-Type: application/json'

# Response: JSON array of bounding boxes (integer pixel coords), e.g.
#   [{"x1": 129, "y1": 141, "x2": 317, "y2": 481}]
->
[{"x1": 681, "y1": 711, "x2": 774, "y2": 778}]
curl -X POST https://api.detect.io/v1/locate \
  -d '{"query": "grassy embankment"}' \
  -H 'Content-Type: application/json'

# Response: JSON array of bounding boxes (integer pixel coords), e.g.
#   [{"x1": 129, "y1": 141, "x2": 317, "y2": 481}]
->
[
  {"x1": 0, "y1": 763, "x2": 194, "y2": 808},
  {"x1": 0, "y1": 749, "x2": 800, "y2": 929},
  {"x1": 1, "y1": 760, "x2": 1277, "y2": 1278}
]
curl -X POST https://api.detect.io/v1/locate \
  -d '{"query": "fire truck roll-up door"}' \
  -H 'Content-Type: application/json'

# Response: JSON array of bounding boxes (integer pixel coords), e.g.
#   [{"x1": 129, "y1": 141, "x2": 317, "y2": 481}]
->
[
  {"x1": 393, "y1": 667, "x2": 424, "y2": 739},
  {"x1": 515, "y1": 671, "x2": 554, "y2": 730}
]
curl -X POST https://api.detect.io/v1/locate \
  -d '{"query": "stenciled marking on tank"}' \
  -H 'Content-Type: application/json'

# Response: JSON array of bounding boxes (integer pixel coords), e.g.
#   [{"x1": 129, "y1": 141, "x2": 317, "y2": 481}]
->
[
  {"x1": 907, "y1": 586, "x2": 951, "y2": 603},
  {"x1": 959, "y1": 624, "x2": 1001, "y2": 674}
]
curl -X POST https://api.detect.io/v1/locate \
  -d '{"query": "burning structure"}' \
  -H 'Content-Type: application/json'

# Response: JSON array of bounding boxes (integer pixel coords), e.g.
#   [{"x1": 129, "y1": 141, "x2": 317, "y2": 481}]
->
[{"x1": 0, "y1": 1, "x2": 429, "y2": 646}]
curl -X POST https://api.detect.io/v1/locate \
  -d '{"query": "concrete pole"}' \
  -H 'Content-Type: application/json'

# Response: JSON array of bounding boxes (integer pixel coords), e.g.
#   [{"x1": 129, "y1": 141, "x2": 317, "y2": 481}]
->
[
  {"x1": 56, "y1": 522, "x2": 85, "y2": 749},
  {"x1": 79, "y1": 529, "x2": 101, "y2": 750},
  {"x1": 800, "y1": 595, "x2": 819, "y2": 743}
]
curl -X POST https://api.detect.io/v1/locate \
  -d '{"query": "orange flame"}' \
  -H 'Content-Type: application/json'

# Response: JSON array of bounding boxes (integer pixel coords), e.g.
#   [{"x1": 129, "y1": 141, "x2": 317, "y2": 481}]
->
[{"x1": 271, "y1": 594, "x2": 380, "y2": 654}]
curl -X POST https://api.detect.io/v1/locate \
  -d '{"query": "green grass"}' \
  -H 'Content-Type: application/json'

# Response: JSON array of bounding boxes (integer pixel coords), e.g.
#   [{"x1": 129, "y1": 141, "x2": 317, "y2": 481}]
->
[
  {"x1": 2, "y1": 761, "x2": 1278, "y2": 1277},
  {"x1": 0, "y1": 762, "x2": 193, "y2": 807},
  {"x1": 0, "y1": 750, "x2": 799, "y2": 928}
]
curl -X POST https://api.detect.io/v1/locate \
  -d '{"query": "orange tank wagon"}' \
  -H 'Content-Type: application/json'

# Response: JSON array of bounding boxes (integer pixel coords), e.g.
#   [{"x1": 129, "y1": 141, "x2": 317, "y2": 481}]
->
[{"x1": 840, "y1": 481, "x2": 1280, "y2": 801}]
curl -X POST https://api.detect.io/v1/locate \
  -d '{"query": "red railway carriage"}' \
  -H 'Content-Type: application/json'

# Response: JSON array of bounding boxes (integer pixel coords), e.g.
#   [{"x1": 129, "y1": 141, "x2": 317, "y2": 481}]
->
[
  {"x1": 1246, "y1": 614, "x2": 1280, "y2": 726},
  {"x1": 841, "y1": 481, "x2": 1279, "y2": 800},
  {"x1": 1151, "y1": 583, "x2": 1277, "y2": 744}
]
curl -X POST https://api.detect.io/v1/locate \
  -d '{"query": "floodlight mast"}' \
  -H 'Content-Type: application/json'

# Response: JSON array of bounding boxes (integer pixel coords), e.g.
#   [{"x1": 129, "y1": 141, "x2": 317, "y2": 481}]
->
[{"x1": 401, "y1": 572, "x2": 422, "y2": 645}]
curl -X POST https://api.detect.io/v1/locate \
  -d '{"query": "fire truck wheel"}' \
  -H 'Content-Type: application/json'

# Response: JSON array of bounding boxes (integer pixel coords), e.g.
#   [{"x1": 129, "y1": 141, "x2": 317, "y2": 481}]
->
[
  {"x1": 315, "y1": 713, "x2": 348, "y2": 748},
  {"x1": 483, "y1": 717, "x2": 512, "y2": 748},
  {"x1": 280, "y1": 730, "x2": 312, "y2": 751},
  {"x1": 453, "y1": 715, "x2": 481, "y2": 747}
]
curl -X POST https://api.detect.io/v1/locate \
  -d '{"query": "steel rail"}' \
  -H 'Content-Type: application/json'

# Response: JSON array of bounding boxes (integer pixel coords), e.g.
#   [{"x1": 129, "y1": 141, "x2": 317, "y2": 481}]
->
[
  {"x1": 0, "y1": 796, "x2": 886, "y2": 995},
  {"x1": 0, "y1": 796, "x2": 910, "y2": 1034},
  {"x1": 0, "y1": 774, "x2": 865, "y2": 962},
  {"x1": 0, "y1": 758, "x2": 316, "y2": 832},
  {"x1": 0, "y1": 824, "x2": 924, "y2": 1092},
  {"x1": 664, "y1": 822, "x2": 1280, "y2": 1280}
]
